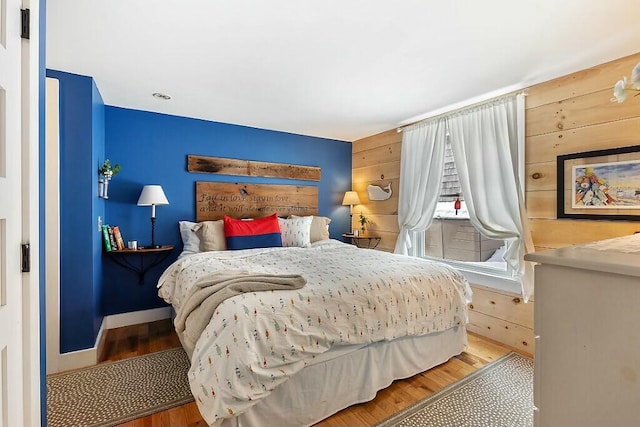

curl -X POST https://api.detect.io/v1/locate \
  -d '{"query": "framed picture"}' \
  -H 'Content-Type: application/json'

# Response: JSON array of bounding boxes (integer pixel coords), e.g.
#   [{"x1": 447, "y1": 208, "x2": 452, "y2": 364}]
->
[{"x1": 557, "y1": 145, "x2": 640, "y2": 221}]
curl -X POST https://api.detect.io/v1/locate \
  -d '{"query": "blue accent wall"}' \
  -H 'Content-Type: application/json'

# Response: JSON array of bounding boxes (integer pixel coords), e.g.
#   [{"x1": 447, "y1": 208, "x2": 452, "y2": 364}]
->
[
  {"x1": 47, "y1": 70, "x2": 105, "y2": 353},
  {"x1": 103, "y1": 107, "x2": 352, "y2": 315},
  {"x1": 44, "y1": 69, "x2": 352, "y2": 351},
  {"x1": 91, "y1": 81, "x2": 106, "y2": 336}
]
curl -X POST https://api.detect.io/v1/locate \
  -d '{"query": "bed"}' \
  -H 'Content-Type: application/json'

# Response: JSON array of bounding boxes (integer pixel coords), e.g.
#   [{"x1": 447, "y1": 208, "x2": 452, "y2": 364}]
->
[{"x1": 157, "y1": 214, "x2": 472, "y2": 427}]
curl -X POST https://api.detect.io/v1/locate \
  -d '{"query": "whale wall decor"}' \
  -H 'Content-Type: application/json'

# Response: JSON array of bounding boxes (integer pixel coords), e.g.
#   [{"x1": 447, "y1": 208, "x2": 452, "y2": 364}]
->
[{"x1": 367, "y1": 182, "x2": 392, "y2": 201}]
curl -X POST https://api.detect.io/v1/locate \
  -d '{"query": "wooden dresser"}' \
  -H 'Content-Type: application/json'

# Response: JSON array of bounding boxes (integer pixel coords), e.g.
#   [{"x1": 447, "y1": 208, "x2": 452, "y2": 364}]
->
[{"x1": 525, "y1": 235, "x2": 640, "y2": 427}]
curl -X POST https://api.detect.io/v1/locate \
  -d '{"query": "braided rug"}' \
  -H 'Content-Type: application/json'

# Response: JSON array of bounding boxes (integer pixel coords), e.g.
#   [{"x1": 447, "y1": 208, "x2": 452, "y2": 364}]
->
[
  {"x1": 376, "y1": 352, "x2": 534, "y2": 427},
  {"x1": 47, "y1": 347, "x2": 194, "y2": 427}
]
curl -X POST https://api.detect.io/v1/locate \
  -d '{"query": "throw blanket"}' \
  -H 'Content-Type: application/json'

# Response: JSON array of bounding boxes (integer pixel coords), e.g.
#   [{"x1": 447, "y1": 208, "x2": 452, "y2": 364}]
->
[{"x1": 174, "y1": 273, "x2": 306, "y2": 353}]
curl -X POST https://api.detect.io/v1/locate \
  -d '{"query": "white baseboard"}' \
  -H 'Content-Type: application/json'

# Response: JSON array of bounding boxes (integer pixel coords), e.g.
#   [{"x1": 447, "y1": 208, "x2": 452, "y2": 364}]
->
[
  {"x1": 52, "y1": 307, "x2": 172, "y2": 373},
  {"x1": 103, "y1": 307, "x2": 172, "y2": 330},
  {"x1": 55, "y1": 320, "x2": 105, "y2": 373}
]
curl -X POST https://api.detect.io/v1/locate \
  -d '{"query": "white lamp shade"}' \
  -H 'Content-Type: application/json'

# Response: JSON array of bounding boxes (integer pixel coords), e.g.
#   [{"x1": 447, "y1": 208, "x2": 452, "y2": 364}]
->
[
  {"x1": 342, "y1": 191, "x2": 361, "y2": 206},
  {"x1": 137, "y1": 185, "x2": 169, "y2": 206}
]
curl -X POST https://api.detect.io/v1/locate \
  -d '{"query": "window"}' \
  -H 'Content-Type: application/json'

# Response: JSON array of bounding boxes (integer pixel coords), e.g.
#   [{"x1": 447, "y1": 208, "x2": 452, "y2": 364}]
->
[
  {"x1": 397, "y1": 94, "x2": 530, "y2": 298},
  {"x1": 424, "y1": 138, "x2": 507, "y2": 271}
]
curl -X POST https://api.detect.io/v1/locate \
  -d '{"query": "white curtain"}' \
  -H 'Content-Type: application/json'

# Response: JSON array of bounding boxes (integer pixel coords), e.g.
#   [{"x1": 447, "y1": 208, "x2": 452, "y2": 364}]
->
[
  {"x1": 447, "y1": 95, "x2": 535, "y2": 301},
  {"x1": 394, "y1": 118, "x2": 447, "y2": 256}
]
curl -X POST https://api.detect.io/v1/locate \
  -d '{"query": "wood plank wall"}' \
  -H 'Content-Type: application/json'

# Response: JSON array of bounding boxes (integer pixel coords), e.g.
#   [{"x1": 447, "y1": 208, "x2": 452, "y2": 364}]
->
[
  {"x1": 351, "y1": 129, "x2": 402, "y2": 252},
  {"x1": 526, "y1": 52, "x2": 640, "y2": 249},
  {"x1": 351, "y1": 51, "x2": 640, "y2": 354}
]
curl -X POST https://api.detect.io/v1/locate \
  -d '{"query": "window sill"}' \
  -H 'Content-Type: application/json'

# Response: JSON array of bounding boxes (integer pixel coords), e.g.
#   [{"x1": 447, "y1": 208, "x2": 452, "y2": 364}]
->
[
  {"x1": 457, "y1": 266, "x2": 520, "y2": 294},
  {"x1": 424, "y1": 257, "x2": 521, "y2": 294}
]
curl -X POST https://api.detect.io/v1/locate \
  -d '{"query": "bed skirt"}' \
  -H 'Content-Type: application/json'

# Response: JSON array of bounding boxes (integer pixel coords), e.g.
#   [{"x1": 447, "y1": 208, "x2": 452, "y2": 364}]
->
[{"x1": 215, "y1": 325, "x2": 468, "y2": 427}]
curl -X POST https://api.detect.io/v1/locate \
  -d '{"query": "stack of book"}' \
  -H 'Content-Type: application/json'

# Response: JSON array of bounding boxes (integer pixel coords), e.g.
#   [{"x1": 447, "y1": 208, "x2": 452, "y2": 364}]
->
[{"x1": 102, "y1": 225, "x2": 125, "y2": 252}]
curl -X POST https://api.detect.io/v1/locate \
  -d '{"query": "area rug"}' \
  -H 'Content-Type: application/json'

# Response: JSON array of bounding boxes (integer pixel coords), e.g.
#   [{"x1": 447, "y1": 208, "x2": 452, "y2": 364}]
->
[
  {"x1": 47, "y1": 347, "x2": 194, "y2": 427},
  {"x1": 376, "y1": 352, "x2": 533, "y2": 427}
]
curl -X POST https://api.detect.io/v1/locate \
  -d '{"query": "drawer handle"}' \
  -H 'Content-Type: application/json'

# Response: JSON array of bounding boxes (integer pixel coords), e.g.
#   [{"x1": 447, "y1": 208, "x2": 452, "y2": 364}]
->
[
  {"x1": 531, "y1": 172, "x2": 542, "y2": 180},
  {"x1": 513, "y1": 297, "x2": 521, "y2": 304},
  {"x1": 468, "y1": 303, "x2": 474, "y2": 309}
]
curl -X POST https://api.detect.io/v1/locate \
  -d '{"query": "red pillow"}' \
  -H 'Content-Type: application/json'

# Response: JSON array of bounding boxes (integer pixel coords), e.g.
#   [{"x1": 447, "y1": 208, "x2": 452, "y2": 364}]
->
[{"x1": 223, "y1": 214, "x2": 283, "y2": 250}]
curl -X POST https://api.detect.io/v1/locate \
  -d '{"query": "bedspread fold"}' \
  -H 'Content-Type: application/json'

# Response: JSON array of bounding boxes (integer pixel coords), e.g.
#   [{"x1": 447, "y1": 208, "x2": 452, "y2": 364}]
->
[{"x1": 174, "y1": 272, "x2": 306, "y2": 353}]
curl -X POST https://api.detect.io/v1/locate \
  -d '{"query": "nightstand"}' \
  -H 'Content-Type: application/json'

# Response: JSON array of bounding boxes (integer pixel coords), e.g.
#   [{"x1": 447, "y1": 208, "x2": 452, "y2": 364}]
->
[
  {"x1": 342, "y1": 233, "x2": 381, "y2": 249},
  {"x1": 105, "y1": 245, "x2": 174, "y2": 284}
]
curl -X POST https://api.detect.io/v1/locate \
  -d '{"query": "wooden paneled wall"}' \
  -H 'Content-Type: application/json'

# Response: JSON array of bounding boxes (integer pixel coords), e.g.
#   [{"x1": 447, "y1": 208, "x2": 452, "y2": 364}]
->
[
  {"x1": 526, "y1": 52, "x2": 640, "y2": 249},
  {"x1": 352, "y1": 53, "x2": 640, "y2": 251},
  {"x1": 351, "y1": 51, "x2": 640, "y2": 354},
  {"x1": 353, "y1": 52, "x2": 640, "y2": 251},
  {"x1": 351, "y1": 129, "x2": 402, "y2": 252}
]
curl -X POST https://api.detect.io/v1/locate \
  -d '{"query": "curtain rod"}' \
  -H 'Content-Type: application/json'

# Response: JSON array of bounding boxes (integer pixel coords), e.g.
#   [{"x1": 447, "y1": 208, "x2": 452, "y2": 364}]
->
[{"x1": 396, "y1": 90, "x2": 527, "y2": 133}]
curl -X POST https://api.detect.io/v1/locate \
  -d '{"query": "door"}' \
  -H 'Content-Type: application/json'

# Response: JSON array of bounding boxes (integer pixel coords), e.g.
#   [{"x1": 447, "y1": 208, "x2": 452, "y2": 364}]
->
[{"x1": 0, "y1": 0, "x2": 36, "y2": 426}]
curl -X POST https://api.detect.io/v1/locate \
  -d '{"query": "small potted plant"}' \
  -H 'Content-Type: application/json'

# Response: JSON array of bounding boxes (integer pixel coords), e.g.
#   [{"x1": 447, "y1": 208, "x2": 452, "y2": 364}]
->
[
  {"x1": 359, "y1": 212, "x2": 369, "y2": 234},
  {"x1": 98, "y1": 159, "x2": 121, "y2": 199}
]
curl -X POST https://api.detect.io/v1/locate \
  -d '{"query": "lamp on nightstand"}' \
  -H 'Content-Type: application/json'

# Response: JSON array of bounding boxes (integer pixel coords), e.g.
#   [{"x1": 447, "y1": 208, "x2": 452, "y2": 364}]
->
[
  {"x1": 137, "y1": 185, "x2": 169, "y2": 249},
  {"x1": 342, "y1": 191, "x2": 361, "y2": 234}
]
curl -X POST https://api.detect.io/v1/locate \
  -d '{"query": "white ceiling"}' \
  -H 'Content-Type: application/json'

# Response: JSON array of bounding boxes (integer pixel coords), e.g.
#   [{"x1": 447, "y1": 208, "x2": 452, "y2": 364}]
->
[{"x1": 46, "y1": 0, "x2": 640, "y2": 142}]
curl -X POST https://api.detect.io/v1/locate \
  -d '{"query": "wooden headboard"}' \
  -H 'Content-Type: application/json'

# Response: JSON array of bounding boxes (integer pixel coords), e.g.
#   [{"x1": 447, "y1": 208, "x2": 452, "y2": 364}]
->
[{"x1": 196, "y1": 181, "x2": 319, "y2": 222}]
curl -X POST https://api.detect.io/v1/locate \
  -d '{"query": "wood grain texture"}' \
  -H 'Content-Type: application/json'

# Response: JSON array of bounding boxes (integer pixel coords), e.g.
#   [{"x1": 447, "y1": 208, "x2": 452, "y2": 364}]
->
[
  {"x1": 524, "y1": 52, "x2": 640, "y2": 248},
  {"x1": 195, "y1": 182, "x2": 318, "y2": 221},
  {"x1": 526, "y1": 88, "x2": 639, "y2": 137},
  {"x1": 526, "y1": 190, "x2": 556, "y2": 219},
  {"x1": 529, "y1": 218, "x2": 640, "y2": 249},
  {"x1": 467, "y1": 310, "x2": 534, "y2": 355},
  {"x1": 187, "y1": 155, "x2": 321, "y2": 181},
  {"x1": 352, "y1": 128, "x2": 401, "y2": 153},
  {"x1": 352, "y1": 161, "x2": 401, "y2": 183},
  {"x1": 469, "y1": 285, "x2": 533, "y2": 329},
  {"x1": 526, "y1": 52, "x2": 640, "y2": 109},
  {"x1": 525, "y1": 161, "x2": 556, "y2": 192},
  {"x1": 352, "y1": 143, "x2": 401, "y2": 169},
  {"x1": 359, "y1": 214, "x2": 400, "y2": 233},
  {"x1": 525, "y1": 117, "x2": 640, "y2": 165}
]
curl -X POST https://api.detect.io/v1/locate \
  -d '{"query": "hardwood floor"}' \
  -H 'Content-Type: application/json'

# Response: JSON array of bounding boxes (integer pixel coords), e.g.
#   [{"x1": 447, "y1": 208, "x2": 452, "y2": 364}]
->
[{"x1": 99, "y1": 319, "x2": 522, "y2": 427}]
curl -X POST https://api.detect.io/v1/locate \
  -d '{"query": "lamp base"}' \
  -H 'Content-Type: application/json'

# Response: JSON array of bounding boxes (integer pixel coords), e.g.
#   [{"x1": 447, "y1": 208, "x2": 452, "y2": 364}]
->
[{"x1": 150, "y1": 217, "x2": 159, "y2": 249}]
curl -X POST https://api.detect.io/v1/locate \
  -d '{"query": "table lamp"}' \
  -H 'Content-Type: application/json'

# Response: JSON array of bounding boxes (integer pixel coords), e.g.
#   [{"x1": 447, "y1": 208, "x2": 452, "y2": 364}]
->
[
  {"x1": 137, "y1": 185, "x2": 169, "y2": 248},
  {"x1": 342, "y1": 191, "x2": 361, "y2": 234}
]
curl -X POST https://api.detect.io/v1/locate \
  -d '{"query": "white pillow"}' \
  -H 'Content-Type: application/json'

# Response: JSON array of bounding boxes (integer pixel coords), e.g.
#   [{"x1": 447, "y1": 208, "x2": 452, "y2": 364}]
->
[
  {"x1": 179, "y1": 221, "x2": 200, "y2": 254},
  {"x1": 290, "y1": 215, "x2": 331, "y2": 242},
  {"x1": 192, "y1": 220, "x2": 226, "y2": 251},
  {"x1": 278, "y1": 216, "x2": 312, "y2": 248}
]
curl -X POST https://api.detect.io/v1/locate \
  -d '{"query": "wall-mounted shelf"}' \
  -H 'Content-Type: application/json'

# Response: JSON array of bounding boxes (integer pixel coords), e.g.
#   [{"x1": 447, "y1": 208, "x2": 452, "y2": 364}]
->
[{"x1": 105, "y1": 245, "x2": 174, "y2": 284}]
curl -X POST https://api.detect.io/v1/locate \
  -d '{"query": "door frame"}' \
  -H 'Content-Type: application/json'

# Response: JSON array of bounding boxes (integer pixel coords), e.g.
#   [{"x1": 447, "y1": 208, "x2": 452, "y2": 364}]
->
[{"x1": 21, "y1": 0, "x2": 41, "y2": 424}]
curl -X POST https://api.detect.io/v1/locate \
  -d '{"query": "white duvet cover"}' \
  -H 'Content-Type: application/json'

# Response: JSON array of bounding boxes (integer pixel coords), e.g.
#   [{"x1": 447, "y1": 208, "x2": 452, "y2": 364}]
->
[{"x1": 158, "y1": 240, "x2": 472, "y2": 426}]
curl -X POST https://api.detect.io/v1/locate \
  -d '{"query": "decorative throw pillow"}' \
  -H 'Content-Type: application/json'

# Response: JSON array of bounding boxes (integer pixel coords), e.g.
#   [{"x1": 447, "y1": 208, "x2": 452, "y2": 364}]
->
[
  {"x1": 179, "y1": 221, "x2": 200, "y2": 254},
  {"x1": 291, "y1": 215, "x2": 331, "y2": 242},
  {"x1": 192, "y1": 220, "x2": 227, "y2": 252},
  {"x1": 278, "y1": 216, "x2": 312, "y2": 247},
  {"x1": 223, "y1": 214, "x2": 282, "y2": 250}
]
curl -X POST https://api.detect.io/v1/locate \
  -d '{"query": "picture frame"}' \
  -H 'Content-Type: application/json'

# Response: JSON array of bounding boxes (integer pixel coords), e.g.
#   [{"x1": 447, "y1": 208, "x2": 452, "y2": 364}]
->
[{"x1": 557, "y1": 145, "x2": 640, "y2": 221}]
